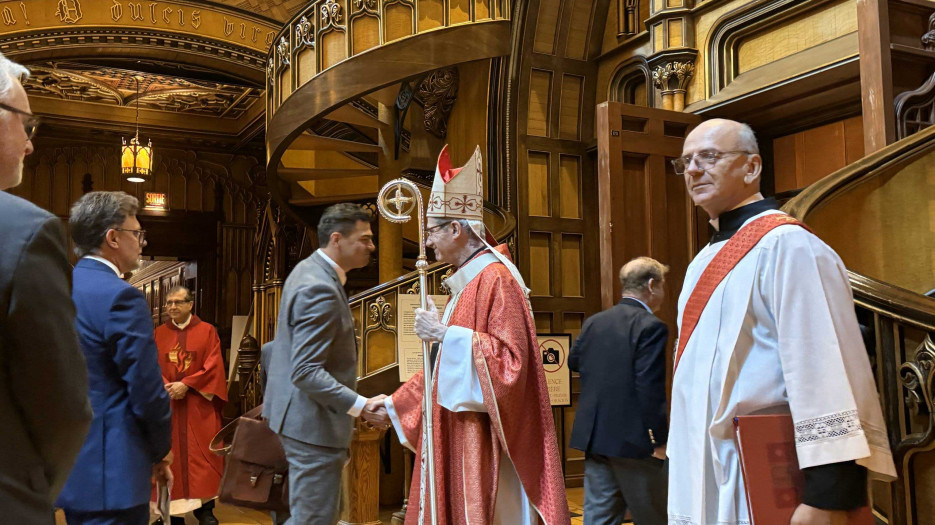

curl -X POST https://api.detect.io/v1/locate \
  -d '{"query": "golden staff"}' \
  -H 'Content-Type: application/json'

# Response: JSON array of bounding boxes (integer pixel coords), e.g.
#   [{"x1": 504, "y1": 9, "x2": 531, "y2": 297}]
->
[{"x1": 376, "y1": 179, "x2": 438, "y2": 525}]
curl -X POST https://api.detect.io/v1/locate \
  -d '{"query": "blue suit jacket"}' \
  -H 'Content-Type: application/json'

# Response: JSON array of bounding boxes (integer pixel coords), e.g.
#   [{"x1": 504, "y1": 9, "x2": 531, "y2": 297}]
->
[{"x1": 56, "y1": 258, "x2": 172, "y2": 512}]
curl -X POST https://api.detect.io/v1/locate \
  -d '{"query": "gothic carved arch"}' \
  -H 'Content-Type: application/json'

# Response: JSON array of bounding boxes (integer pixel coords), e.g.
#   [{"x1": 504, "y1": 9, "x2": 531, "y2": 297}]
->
[
  {"x1": 706, "y1": 0, "x2": 839, "y2": 96},
  {"x1": 609, "y1": 57, "x2": 653, "y2": 107}
]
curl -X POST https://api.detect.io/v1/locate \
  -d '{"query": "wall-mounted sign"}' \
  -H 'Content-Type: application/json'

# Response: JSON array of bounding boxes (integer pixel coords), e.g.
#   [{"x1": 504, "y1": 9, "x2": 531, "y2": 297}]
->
[
  {"x1": 397, "y1": 293, "x2": 450, "y2": 382},
  {"x1": 144, "y1": 192, "x2": 167, "y2": 210},
  {"x1": 538, "y1": 333, "x2": 572, "y2": 406}
]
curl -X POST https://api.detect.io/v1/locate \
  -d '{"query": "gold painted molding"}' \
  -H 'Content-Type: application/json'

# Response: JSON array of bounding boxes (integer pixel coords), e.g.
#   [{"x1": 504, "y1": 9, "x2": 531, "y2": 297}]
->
[{"x1": 0, "y1": 0, "x2": 279, "y2": 54}]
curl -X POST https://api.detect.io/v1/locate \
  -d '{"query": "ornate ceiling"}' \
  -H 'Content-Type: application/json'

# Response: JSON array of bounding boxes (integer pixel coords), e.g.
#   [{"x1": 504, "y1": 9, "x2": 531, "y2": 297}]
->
[{"x1": 24, "y1": 61, "x2": 261, "y2": 120}]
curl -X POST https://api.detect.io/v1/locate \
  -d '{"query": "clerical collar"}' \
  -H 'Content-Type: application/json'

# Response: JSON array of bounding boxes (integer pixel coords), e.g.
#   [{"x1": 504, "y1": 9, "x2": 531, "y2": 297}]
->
[
  {"x1": 173, "y1": 314, "x2": 193, "y2": 330},
  {"x1": 84, "y1": 255, "x2": 121, "y2": 276},
  {"x1": 316, "y1": 249, "x2": 347, "y2": 285},
  {"x1": 709, "y1": 197, "x2": 780, "y2": 244}
]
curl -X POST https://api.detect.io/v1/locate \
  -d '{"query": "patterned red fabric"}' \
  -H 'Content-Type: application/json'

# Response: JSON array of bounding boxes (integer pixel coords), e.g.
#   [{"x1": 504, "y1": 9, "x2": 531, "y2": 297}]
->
[
  {"x1": 153, "y1": 315, "x2": 228, "y2": 499},
  {"x1": 674, "y1": 214, "x2": 811, "y2": 374},
  {"x1": 391, "y1": 249, "x2": 570, "y2": 525}
]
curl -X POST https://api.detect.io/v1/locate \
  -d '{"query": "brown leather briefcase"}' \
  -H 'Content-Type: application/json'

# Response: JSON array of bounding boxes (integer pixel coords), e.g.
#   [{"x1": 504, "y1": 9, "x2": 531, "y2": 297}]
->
[{"x1": 210, "y1": 405, "x2": 289, "y2": 512}]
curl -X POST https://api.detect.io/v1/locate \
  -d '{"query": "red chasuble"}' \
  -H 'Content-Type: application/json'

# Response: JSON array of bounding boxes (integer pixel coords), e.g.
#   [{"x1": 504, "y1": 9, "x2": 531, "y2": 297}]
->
[
  {"x1": 154, "y1": 315, "x2": 228, "y2": 500},
  {"x1": 391, "y1": 247, "x2": 570, "y2": 525}
]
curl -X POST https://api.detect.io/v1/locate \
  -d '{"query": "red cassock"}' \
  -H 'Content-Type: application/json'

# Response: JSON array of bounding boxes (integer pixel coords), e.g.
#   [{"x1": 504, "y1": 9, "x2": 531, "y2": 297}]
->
[
  {"x1": 154, "y1": 315, "x2": 228, "y2": 500},
  {"x1": 391, "y1": 250, "x2": 571, "y2": 525}
]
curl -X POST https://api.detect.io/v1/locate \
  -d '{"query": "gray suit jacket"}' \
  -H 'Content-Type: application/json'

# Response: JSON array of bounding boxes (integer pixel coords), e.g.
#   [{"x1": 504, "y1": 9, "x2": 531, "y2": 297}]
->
[
  {"x1": 0, "y1": 192, "x2": 92, "y2": 523},
  {"x1": 263, "y1": 251, "x2": 360, "y2": 449}
]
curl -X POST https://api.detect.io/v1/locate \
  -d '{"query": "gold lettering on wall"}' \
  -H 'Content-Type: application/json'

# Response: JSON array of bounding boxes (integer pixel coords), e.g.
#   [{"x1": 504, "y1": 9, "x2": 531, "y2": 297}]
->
[
  {"x1": 2, "y1": 6, "x2": 15, "y2": 25},
  {"x1": 129, "y1": 2, "x2": 144, "y2": 21},
  {"x1": 0, "y1": 0, "x2": 275, "y2": 52},
  {"x1": 55, "y1": 0, "x2": 83, "y2": 24}
]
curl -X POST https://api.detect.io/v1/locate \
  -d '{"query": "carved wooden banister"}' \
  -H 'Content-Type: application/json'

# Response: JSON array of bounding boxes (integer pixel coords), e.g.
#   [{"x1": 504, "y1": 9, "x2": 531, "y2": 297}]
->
[{"x1": 784, "y1": 124, "x2": 935, "y2": 524}]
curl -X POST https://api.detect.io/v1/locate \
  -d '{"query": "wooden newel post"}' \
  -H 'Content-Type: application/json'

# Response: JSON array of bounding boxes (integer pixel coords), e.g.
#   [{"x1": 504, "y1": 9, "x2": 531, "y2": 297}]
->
[{"x1": 339, "y1": 421, "x2": 385, "y2": 525}]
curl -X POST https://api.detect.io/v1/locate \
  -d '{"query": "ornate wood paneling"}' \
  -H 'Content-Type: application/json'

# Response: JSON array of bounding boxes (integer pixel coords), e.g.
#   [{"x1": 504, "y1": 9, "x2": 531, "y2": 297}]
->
[{"x1": 512, "y1": 0, "x2": 609, "y2": 485}]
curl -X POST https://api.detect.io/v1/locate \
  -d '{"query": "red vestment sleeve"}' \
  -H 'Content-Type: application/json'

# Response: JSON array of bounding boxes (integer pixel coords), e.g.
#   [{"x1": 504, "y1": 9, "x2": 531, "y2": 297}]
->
[{"x1": 390, "y1": 369, "x2": 425, "y2": 449}]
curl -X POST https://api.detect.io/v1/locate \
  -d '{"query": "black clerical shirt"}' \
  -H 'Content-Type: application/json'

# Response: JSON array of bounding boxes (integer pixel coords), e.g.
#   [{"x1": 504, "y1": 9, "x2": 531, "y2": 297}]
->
[{"x1": 710, "y1": 197, "x2": 867, "y2": 510}]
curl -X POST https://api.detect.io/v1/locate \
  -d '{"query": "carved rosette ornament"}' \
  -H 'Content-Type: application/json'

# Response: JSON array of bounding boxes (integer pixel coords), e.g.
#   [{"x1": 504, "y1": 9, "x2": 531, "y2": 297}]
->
[
  {"x1": 923, "y1": 12, "x2": 935, "y2": 50},
  {"x1": 417, "y1": 67, "x2": 460, "y2": 139},
  {"x1": 651, "y1": 60, "x2": 694, "y2": 111},
  {"x1": 295, "y1": 15, "x2": 315, "y2": 48},
  {"x1": 368, "y1": 296, "x2": 394, "y2": 331},
  {"x1": 276, "y1": 36, "x2": 291, "y2": 67},
  {"x1": 321, "y1": 0, "x2": 344, "y2": 30}
]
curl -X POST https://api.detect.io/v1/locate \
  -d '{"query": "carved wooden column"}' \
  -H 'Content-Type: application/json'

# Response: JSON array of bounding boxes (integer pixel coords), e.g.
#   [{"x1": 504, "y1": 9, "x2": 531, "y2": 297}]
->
[
  {"x1": 652, "y1": 61, "x2": 695, "y2": 111},
  {"x1": 340, "y1": 421, "x2": 386, "y2": 525},
  {"x1": 378, "y1": 106, "x2": 405, "y2": 283},
  {"x1": 645, "y1": 0, "x2": 697, "y2": 110}
]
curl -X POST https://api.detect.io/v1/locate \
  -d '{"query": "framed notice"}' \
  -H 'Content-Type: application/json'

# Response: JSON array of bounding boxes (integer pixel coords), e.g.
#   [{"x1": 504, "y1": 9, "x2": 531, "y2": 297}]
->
[
  {"x1": 397, "y1": 294, "x2": 450, "y2": 382},
  {"x1": 537, "y1": 334, "x2": 572, "y2": 406}
]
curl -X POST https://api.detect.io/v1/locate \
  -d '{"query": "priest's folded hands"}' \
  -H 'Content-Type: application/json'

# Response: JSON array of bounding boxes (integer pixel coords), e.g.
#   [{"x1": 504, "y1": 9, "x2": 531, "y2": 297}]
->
[{"x1": 413, "y1": 296, "x2": 448, "y2": 343}]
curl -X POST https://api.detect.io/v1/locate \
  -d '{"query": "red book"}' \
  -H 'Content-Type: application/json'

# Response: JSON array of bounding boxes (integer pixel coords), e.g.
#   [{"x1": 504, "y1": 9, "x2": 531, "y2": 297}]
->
[{"x1": 734, "y1": 414, "x2": 874, "y2": 525}]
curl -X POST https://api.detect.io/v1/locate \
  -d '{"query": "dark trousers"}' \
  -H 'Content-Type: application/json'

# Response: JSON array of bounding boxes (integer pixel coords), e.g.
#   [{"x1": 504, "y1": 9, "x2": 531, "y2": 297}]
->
[
  {"x1": 583, "y1": 454, "x2": 667, "y2": 525},
  {"x1": 62, "y1": 504, "x2": 149, "y2": 525},
  {"x1": 279, "y1": 434, "x2": 347, "y2": 525}
]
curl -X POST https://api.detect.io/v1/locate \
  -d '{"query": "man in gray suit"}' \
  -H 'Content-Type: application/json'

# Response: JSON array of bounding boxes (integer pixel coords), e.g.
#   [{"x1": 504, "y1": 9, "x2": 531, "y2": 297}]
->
[
  {"x1": 263, "y1": 203, "x2": 387, "y2": 525},
  {"x1": 0, "y1": 52, "x2": 93, "y2": 523}
]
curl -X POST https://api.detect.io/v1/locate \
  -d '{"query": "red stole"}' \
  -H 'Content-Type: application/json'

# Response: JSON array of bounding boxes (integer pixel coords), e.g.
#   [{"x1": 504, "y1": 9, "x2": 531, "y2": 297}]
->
[
  {"x1": 154, "y1": 315, "x2": 228, "y2": 500},
  {"x1": 391, "y1": 248, "x2": 571, "y2": 525}
]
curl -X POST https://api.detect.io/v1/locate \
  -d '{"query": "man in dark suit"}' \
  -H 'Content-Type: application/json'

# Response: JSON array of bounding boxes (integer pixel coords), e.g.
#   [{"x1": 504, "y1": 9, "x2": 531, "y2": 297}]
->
[
  {"x1": 57, "y1": 191, "x2": 173, "y2": 525},
  {"x1": 569, "y1": 257, "x2": 670, "y2": 525},
  {"x1": 0, "y1": 52, "x2": 93, "y2": 524},
  {"x1": 263, "y1": 203, "x2": 388, "y2": 525}
]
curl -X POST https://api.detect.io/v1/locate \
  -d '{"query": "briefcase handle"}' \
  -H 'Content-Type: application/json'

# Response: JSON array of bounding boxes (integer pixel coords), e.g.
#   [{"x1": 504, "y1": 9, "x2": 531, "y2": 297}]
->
[{"x1": 210, "y1": 404, "x2": 265, "y2": 456}]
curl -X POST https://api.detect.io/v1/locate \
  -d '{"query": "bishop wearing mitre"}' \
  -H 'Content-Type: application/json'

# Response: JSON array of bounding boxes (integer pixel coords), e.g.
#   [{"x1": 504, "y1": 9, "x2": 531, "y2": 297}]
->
[{"x1": 383, "y1": 145, "x2": 571, "y2": 525}]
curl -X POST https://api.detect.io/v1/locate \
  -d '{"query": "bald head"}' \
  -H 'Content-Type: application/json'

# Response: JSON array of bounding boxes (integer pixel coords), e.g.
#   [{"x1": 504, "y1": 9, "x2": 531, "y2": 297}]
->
[{"x1": 680, "y1": 118, "x2": 763, "y2": 219}]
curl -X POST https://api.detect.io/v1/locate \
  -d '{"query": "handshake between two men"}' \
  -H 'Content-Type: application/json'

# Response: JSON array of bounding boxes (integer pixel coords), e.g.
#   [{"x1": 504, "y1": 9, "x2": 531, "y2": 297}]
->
[{"x1": 359, "y1": 296, "x2": 449, "y2": 431}]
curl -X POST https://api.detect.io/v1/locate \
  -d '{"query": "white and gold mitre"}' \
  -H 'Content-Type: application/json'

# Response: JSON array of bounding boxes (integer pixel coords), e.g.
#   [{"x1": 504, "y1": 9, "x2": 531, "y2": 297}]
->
[{"x1": 426, "y1": 144, "x2": 484, "y2": 221}]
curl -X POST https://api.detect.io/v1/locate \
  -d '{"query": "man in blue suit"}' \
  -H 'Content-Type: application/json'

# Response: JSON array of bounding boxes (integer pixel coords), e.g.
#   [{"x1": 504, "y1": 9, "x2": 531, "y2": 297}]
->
[{"x1": 57, "y1": 191, "x2": 173, "y2": 525}]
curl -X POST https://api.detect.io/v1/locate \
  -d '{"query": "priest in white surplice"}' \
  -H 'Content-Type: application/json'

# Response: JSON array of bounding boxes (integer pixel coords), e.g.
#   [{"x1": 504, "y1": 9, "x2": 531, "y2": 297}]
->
[{"x1": 667, "y1": 119, "x2": 896, "y2": 525}]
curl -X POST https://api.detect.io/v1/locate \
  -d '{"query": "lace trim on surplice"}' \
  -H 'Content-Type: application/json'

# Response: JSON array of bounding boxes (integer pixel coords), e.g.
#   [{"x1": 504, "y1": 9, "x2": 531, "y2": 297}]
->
[{"x1": 794, "y1": 409, "x2": 863, "y2": 445}]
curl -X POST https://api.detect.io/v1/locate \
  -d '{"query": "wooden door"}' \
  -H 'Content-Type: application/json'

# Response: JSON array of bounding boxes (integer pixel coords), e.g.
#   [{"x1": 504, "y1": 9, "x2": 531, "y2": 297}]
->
[{"x1": 596, "y1": 102, "x2": 703, "y2": 373}]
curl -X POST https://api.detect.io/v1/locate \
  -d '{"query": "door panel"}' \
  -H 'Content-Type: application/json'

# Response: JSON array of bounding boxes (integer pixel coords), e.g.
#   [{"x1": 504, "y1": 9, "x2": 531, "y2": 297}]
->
[{"x1": 596, "y1": 101, "x2": 702, "y2": 380}]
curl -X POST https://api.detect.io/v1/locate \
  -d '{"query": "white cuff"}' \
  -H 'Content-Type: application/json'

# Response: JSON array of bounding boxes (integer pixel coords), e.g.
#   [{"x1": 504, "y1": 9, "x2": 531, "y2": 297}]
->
[
  {"x1": 346, "y1": 394, "x2": 367, "y2": 417},
  {"x1": 385, "y1": 396, "x2": 414, "y2": 452},
  {"x1": 437, "y1": 326, "x2": 487, "y2": 413}
]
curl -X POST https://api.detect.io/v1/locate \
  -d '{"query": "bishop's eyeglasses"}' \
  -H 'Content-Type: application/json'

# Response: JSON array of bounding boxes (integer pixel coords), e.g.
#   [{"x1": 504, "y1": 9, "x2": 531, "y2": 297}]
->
[
  {"x1": 0, "y1": 102, "x2": 39, "y2": 140},
  {"x1": 671, "y1": 150, "x2": 752, "y2": 175}
]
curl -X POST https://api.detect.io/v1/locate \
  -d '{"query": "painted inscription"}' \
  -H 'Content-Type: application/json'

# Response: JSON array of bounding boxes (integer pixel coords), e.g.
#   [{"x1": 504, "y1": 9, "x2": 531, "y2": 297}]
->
[
  {"x1": 0, "y1": 0, "x2": 273, "y2": 50},
  {"x1": 55, "y1": 0, "x2": 82, "y2": 24}
]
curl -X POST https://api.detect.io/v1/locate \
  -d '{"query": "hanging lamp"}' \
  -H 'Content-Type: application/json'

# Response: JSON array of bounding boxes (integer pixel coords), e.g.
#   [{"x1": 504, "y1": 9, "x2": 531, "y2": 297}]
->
[{"x1": 122, "y1": 75, "x2": 154, "y2": 183}]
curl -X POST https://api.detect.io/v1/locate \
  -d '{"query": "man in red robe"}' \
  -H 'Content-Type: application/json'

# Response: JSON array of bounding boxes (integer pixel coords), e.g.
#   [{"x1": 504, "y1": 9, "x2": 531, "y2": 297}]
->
[
  {"x1": 154, "y1": 285, "x2": 228, "y2": 525},
  {"x1": 382, "y1": 145, "x2": 571, "y2": 525}
]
